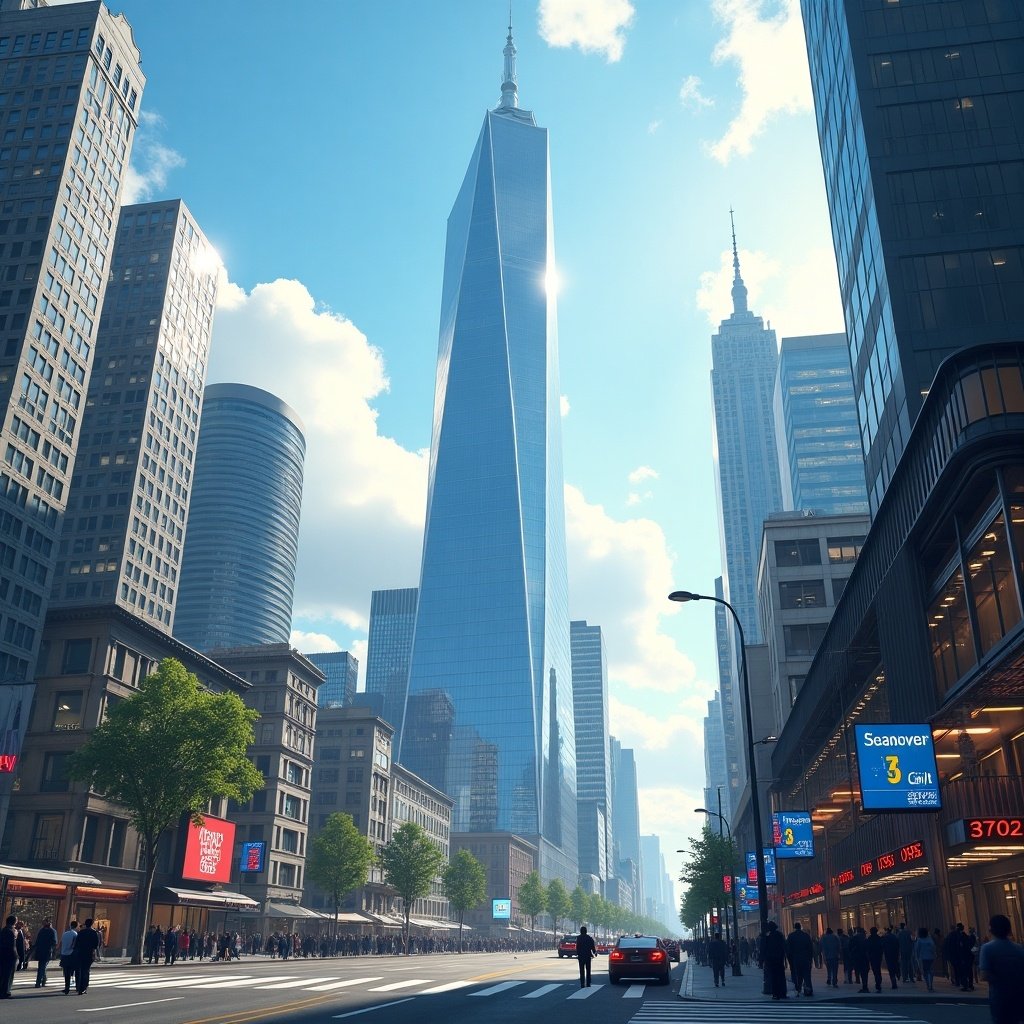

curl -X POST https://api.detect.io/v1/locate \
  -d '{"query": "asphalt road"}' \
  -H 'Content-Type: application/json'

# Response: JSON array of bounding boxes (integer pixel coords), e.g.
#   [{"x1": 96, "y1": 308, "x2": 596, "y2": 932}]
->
[{"x1": 10, "y1": 953, "x2": 995, "y2": 1024}]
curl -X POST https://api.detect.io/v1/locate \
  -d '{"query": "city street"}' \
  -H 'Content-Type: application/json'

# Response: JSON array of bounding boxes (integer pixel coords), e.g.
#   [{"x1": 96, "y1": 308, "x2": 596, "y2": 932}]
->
[{"x1": 9, "y1": 952, "x2": 995, "y2": 1024}]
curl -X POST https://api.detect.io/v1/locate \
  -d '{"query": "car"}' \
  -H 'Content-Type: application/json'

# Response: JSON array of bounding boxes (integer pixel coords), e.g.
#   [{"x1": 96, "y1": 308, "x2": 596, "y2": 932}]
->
[
  {"x1": 608, "y1": 934, "x2": 671, "y2": 985},
  {"x1": 557, "y1": 935, "x2": 577, "y2": 958},
  {"x1": 663, "y1": 939, "x2": 680, "y2": 962}
]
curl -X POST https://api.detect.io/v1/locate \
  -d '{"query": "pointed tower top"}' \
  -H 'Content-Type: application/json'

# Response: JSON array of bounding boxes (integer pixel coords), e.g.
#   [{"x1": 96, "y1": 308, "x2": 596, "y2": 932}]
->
[
  {"x1": 499, "y1": 8, "x2": 518, "y2": 110},
  {"x1": 729, "y1": 207, "x2": 749, "y2": 315}
]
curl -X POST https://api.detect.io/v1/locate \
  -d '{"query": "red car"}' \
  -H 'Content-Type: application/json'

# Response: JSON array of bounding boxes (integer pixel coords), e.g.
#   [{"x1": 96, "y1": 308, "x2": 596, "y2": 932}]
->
[{"x1": 557, "y1": 936, "x2": 577, "y2": 958}]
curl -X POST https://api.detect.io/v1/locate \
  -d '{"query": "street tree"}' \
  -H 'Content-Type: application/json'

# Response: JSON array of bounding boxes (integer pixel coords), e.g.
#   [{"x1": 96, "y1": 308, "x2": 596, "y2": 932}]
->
[
  {"x1": 306, "y1": 813, "x2": 376, "y2": 938},
  {"x1": 379, "y1": 822, "x2": 443, "y2": 955},
  {"x1": 678, "y1": 825, "x2": 738, "y2": 935},
  {"x1": 517, "y1": 870, "x2": 547, "y2": 942},
  {"x1": 442, "y1": 849, "x2": 487, "y2": 952},
  {"x1": 570, "y1": 885, "x2": 590, "y2": 929},
  {"x1": 546, "y1": 877, "x2": 571, "y2": 945},
  {"x1": 67, "y1": 658, "x2": 262, "y2": 964}
]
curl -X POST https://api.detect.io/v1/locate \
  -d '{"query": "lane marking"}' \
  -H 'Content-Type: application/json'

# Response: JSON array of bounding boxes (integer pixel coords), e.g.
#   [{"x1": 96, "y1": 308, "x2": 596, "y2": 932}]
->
[
  {"x1": 79, "y1": 996, "x2": 184, "y2": 1012},
  {"x1": 469, "y1": 980, "x2": 525, "y2": 997},
  {"x1": 119, "y1": 975, "x2": 248, "y2": 989},
  {"x1": 522, "y1": 983, "x2": 562, "y2": 998},
  {"x1": 256, "y1": 977, "x2": 337, "y2": 989},
  {"x1": 305, "y1": 977, "x2": 383, "y2": 991},
  {"x1": 567, "y1": 984, "x2": 603, "y2": 999},
  {"x1": 623, "y1": 983, "x2": 647, "y2": 997},
  {"x1": 367, "y1": 978, "x2": 432, "y2": 991},
  {"x1": 418, "y1": 980, "x2": 473, "y2": 994},
  {"x1": 181, "y1": 993, "x2": 333, "y2": 1024},
  {"x1": 333, "y1": 998, "x2": 415, "y2": 1019}
]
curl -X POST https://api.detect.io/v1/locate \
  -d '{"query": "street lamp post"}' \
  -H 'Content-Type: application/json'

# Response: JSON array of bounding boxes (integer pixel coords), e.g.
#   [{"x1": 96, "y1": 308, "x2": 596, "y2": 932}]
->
[
  {"x1": 693, "y1": 805, "x2": 742, "y2": 976},
  {"x1": 669, "y1": 590, "x2": 771, "y2": 945}
]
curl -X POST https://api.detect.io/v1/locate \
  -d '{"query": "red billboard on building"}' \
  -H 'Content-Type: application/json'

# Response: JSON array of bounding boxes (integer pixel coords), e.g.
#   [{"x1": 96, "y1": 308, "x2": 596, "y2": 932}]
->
[{"x1": 182, "y1": 815, "x2": 236, "y2": 884}]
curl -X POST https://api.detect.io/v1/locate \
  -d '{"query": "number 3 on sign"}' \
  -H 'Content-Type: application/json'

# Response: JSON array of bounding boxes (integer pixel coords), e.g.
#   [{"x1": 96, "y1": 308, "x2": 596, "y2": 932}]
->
[
  {"x1": 885, "y1": 755, "x2": 902, "y2": 785},
  {"x1": 784, "y1": 828, "x2": 795, "y2": 846}
]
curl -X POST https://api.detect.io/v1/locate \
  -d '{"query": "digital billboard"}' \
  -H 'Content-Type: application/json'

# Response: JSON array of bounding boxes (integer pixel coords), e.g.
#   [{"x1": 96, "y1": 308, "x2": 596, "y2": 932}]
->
[
  {"x1": 182, "y1": 814, "x2": 236, "y2": 884},
  {"x1": 492, "y1": 898, "x2": 512, "y2": 920},
  {"x1": 854, "y1": 724, "x2": 941, "y2": 810},
  {"x1": 773, "y1": 811, "x2": 815, "y2": 858},
  {"x1": 240, "y1": 840, "x2": 267, "y2": 874},
  {"x1": 746, "y1": 848, "x2": 777, "y2": 884}
]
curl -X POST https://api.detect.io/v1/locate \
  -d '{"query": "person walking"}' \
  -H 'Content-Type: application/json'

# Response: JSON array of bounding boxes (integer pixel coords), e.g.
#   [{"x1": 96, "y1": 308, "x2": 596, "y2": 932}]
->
[
  {"x1": 763, "y1": 922, "x2": 788, "y2": 1000},
  {"x1": 979, "y1": 913, "x2": 1024, "y2": 1024},
  {"x1": 897, "y1": 923, "x2": 915, "y2": 984},
  {"x1": 708, "y1": 930, "x2": 728, "y2": 987},
  {"x1": 866, "y1": 926, "x2": 884, "y2": 992},
  {"x1": 32, "y1": 917, "x2": 58, "y2": 987},
  {"x1": 575, "y1": 925, "x2": 596, "y2": 988},
  {"x1": 0, "y1": 915, "x2": 17, "y2": 999},
  {"x1": 72, "y1": 918, "x2": 100, "y2": 995},
  {"x1": 954, "y1": 922, "x2": 976, "y2": 991},
  {"x1": 882, "y1": 926, "x2": 900, "y2": 989},
  {"x1": 944, "y1": 925, "x2": 962, "y2": 987},
  {"x1": 851, "y1": 926, "x2": 869, "y2": 991},
  {"x1": 838, "y1": 928, "x2": 852, "y2": 983},
  {"x1": 786, "y1": 921, "x2": 814, "y2": 996},
  {"x1": 914, "y1": 926, "x2": 937, "y2": 992},
  {"x1": 821, "y1": 927, "x2": 840, "y2": 987},
  {"x1": 59, "y1": 919, "x2": 79, "y2": 995}
]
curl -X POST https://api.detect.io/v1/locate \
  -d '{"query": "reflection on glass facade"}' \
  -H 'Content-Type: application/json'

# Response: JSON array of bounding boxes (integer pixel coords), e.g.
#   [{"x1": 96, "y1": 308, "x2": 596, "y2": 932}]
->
[
  {"x1": 175, "y1": 384, "x2": 305, "y2": 651},
  {"x1": 402, "y1": 32, "x2": 577, "y2": 882},
  {"x1": 774, "y1": 333, "x2": 868, "y2": 515},
  {"x1": 801, "y1": 1, "x2": 1024, "y2": 512},
  {"x1": 365, "y1": 587, "x2": 418, "y2": 736},
  {"x1": 307, "y1": 650, "x2": 358, "y2": 709}
]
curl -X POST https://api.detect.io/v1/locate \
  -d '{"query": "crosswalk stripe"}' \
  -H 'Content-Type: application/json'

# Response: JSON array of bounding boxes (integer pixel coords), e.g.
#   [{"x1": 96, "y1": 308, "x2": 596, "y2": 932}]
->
[
  {"x1": 622, "y1": 983, "x2": 647, "y2": 998},
  {"x1": 469, "y1": 980, "x2": 525, "y2": 997},
  {"x1": 306, "y1": 976, "x2": 383, "y2": 991},
  {"x1": 117, "y1": 974, "x2": 248, "y2": 988},
  {"x1": 187, "y1": 975, "x2": 294, "y2": 989},
  {"x1": 522, "y1": 983, "x2": 562, "y2": 998},
  {"x1": 418, "y1": 980, "x2": 473, "y2": 994},
  {"x1": 257, "y1": 977, "x2": 338, "y2": 989},
  {"x1": 367, "y1": 979, "x2": 432, "y2": 992},
  {"x1": 567, "y1": 983, "x2": 603, "y2": 999}
]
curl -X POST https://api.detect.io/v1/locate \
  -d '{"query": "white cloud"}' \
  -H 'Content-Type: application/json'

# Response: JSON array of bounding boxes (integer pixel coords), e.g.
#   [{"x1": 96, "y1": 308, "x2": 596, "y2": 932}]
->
[
  {"x1": 122, "y1": 110, "x2": 186, "y2": 205},
  {"x1": 708, "y1": 0, "x2": 812, "y2": 164},
  {"x1": 538, "y1": 0, "x2": 636, "y2": 63},
  {"x1": 696, "y1": 246, "x2": 780, "y2": 327},
  {"x1": 290, "y1": 629, "x2": 342, "y2": 654},
  {"x1": 628, "y1": 465, "x2": 659, "y2": 485},
  {"x1": 648, "y1": 119, "x2": 662, "y2": 135},
  {"x1": 679, "y1": 74, "x2": 714, "y2": 111},
  {"x1": 560, "y1": 394, "x2": 571, "y2": 417},
  {"x1": 610, "y1": 697, "x2": 706, "y2": 751}
]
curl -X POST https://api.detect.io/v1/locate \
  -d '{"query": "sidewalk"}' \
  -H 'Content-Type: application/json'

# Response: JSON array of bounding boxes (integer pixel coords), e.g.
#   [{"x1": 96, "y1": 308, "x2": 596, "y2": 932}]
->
[{"x1": 681, "y1": 958, "x2": 989, "y2": 1006}]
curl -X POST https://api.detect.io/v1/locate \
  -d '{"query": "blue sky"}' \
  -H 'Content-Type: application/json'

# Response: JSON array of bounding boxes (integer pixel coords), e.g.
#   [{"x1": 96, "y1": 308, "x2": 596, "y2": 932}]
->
[{"x1": 95, "y1": 0, "x2": 847, "y2": 900}]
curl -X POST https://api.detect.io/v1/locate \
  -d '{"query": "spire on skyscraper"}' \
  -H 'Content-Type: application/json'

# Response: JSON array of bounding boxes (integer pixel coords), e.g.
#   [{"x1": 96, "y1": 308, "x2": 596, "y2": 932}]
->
[
  {"x1": 499, "y1": 9, "x2": 518, "y2": 110},
  {"x1": 729, "y1": 207, "x2": 749, "y2": 315}
]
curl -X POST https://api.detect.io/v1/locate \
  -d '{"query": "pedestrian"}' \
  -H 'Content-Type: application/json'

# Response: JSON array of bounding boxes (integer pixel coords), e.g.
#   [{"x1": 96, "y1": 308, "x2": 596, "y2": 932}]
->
[
  {"x1": 575, "y1": 925, "x2": 596, "y2": 988},
  {"x1": 944, "y1": 925, "x2": 962, "y2": 987},
  {"x1": 866, "y1": 926, "x2": 884, "y2": 992},
  {"x1": 32, "y1": 917, "x2": 58, "y2": 988},
  {"x1": 838, "y1": 927, "x2": 852, "y2": 983},
  {"x1": 72, "y1": 917, "x2": 100, "y2": 995},
  {"x1": 786, "y1": 921, "x2": 814, "y2": 996},
  {"x1": 979, "y1": 914, "x2": 1024, "y2": 1024},
  {"x1": 897, "y1": 922, "x2": 915, "y2": 984},
  {"x1": 59, "y1": 919, "x2": 79, "y2": 995},
  {"x1": 0, "y1": 915, "x2": 17, "y2": 999},
  {"x1": 821, "y1": 927, "x2": 840, "y2": 987},
  {"x1": 14, "y1": 920, "x2": 27, "y2": 972},
  {"x1": 882, "y1": 926, "x2": 900, "y2": 990},
  {"x1": 914, "y1": 926, "x2": 936, "y2": 992},
  {"x1": 933, "y1": 927, "x2": 946, "y2": 980},
  {"x1": 954, "y1": 922, "x2": 976, "y2": 991},
  {"x1": 708, "y1": 930, "x2": 728, "y2": 987},
  {"x1": 850, "y1": 926, "x2": 869, "y2": 990},
  {"x1": 763, "y1": 922, "x2": 788, "y2": 1000}
]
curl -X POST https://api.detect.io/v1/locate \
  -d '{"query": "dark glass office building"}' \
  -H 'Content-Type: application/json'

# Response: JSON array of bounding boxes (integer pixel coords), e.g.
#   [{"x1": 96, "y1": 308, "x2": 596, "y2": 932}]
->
[
  {"x1": 402, "y1": 29, "x2": 578, "y2": 884},
  {"x1": 307, "y1": 650, "x2": 357, "y2": 709},
  {"x1": 364, "y1": 586, "x2": 417, "y2": 735},
  {"x1": 174, "y1": 383, "x2": 305, "y2": 651}
]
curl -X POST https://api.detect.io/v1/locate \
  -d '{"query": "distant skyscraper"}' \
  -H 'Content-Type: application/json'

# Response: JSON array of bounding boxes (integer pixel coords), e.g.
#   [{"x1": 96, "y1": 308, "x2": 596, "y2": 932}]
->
[
  {"x1": 402, "y1": 27, "x2": 577, "y2": 882},
  {"x1": 702, "y1": 691, "x2": 727, "y2": 816},
  {"x1": 570, "y1": 620, "x2": 612, "y2": 887},
  {"x1": 175, "y1": 383, "x2": 305, "y2": 651},
  {"x1": 713, "y1": 575, "x2": 740, "y2": 819},
  {"x1": 802, "y1": 1, "x2": 1024, "y2": 510},
  {"x1": 610, "y1": 737, "x2": 642, "y2": 910},
  {"x1": 711, "y1": 213, "x2": 784, "y2": 648},
  {"x1": 51, "y1": 200, "x2": 218, "y2": 630},
  {"x1": 774, "y1": 333, "x2": 869, "y2": 515},
  {"x1": 0, "y1": 1, "x2": 144, "y2": 680},
  {"x1": 307, "y1": 650, "x2": 358, "y2": 708},
  {"x1": 365, "y1": 587, "x2": 417, "y2": 734}
]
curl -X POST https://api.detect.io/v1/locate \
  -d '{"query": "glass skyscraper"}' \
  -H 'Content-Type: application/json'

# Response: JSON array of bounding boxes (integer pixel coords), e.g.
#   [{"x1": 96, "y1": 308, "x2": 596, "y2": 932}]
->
[
  {"x1": 402, "y1": 28, "x2": 577, "y2": 883},
  {"x1": 364, "y1": 586, "x2": 417, "y2": 734},
  {"x1": 307, "y1": 650, "x2": 357, "y2": 709},
  {"x1": 802, "y1": 0, "x2": 1024, "y2": 512},
  {"x1": 175, "y1": 383, "x2": 305, "y2": 651},
  {"x1": 773, "y1": 333, "x2": 869, "y2": 515}
]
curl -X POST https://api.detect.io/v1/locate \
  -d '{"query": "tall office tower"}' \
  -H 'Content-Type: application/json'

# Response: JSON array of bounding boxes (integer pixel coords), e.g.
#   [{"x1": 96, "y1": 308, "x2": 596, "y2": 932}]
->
[
  {"x1": 306, "y1": 650, "x2": 357, "y2": 708},
  {"x1": 713, "y1": 575, "x2": 740, "y2": 819},
  {"x1": 610, "y1": 737, "x2": 642, "y2": 910},
  {"x1": 174, "y1": 383, "x2": 305, "y2": 651},
  {"x1": 50, "y1": 200, "x2": 217, "y2": 629},
  {"x1": 570, "y1": 620, "x2": 612, "y2": 888},
  {"x1": 402, "y1": 27, "x2": 577, "y2": 883},
  {"x1": 773, "y1": 333, "x2": 869, "y2": 515},
  {"x1": 364, "y1": 586, "x2": 417, "y2": 735},
  {"x1": 702, "y1": 690, "x2": 727, "y2": 815},
  {"x1": 639, "y1": 833, "x2": 663, "y2": 920},
  {"x1": 711, "y1": 214, "x2": 784, "y2": 649},
  {"x1": 0, "y1": 1, "x2": 144, "y2": 680},
  {"x1": 803, "y1": 1, "x2": 1024, "y2": 512}
]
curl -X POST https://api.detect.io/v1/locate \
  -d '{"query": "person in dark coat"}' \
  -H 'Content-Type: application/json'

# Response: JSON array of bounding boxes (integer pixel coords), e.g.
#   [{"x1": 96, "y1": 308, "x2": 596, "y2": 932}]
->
[
  {"x1": 32, "y1": 917, "x2": 58, "y2": 988},
  {"x1": 575, "y1": 925, "x2": 596, "y2": 988},
  {"x1": 72, "y1": 918, "x2": 100, "y2": 995},
  {"x1": 866, "y1": 926, "x2": 884, "y2": 992},
  {"x1": 850, "y1": 927, "x2": 869, "y2": 991},
  {"x1": 979, "y1": 913, "x2": 1024, "y2": 1024},
  {"x1": 786, "y1": 921, "x2": 814, "y2": 996},
  {"x1": 897, "y1": 923, "x2": 915, "y2": 983},
  {"x1": 0, "y1": 915, "x2": 17, "y2": 999},
  {"x1": 838, "y1": 928, "x2": 851, "y2": 983},
  {"x1": 954, "y1": 922, "x2": 976, "y2": 991},
  {"x1": 882, "y1": 926, "x2": 900, "y2": 989},
  {"x1": 820, "y1": 927, "x2": 840, "y2": 988},
  {"x1": 708, "y1": 931, "x2": 728, "y2": 987},
  {"x1": 944, "y1": 926, "x2": 961, "y2": 987},
  {"x1": 762, "y1": 922, "x2": 788, "y2": 1000}
]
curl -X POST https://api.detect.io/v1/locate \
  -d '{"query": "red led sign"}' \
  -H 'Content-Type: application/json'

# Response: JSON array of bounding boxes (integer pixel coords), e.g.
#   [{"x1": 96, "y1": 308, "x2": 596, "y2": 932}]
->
[
  {"x1": 182, "y1": 815, "x2": 235, "y2": 884},
  {"x1": 0, "y1": 753, "x2": 17, "y2": 773},
  {"x1": 834, "y1": 841, "x2": 925, "y2": 888},
  {"x1": 966, "y1": 817, "x2": 1024, "y2": 840},
  {"x1": 783, "y1": 882, "x2": 824, "y2": 903},
  {"x1": 723, "y1": 875, "x2": 732, "y2": 894}
]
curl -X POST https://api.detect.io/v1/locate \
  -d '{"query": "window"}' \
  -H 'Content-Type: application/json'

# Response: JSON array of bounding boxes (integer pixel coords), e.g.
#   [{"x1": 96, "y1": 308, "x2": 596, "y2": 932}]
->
[
  {"x1": 280, "y1": 828, "x2": 299, "y2": 853},
  {"x1": 832, "y1": 577, "x2": 850, "y2": 603},
  {"x1": 827, "y1": 536, "x2": 864, "y2": 563},
  {"x1": 787, "y1": 675, "x2": 806, "y2": 706},
  {"x1": 252, "y1": 791, "x2": 267, "y2": 813},
  {"x1": 31, "y1": 812, "x2": 63, "y2": 858},
  {"x1": 254, "y1": 755, "x2": 271, "y2": 777},
  {"x1": 774, "y1": 539, "x2": 821, "y2": 567},
  {"x1": 41, "y1": 750, "x2": 71, "y2": 792},
  {"x1": 778, "y1": 580, "x2": 826, "y2": 609},
  {"x1": 61, "y1": 637, "x2": 91, "y2": 673},
  {"x1": 319, "y1": 767, "x2": 339, "y2": 784},
  {"x1": 52, "y1": 690, "x2": 83, "y2": 730},
  {"x1": 783, "y1": 623, "x2": 828, "y2": 658},
  {"x1": 278, "y1": 862, "x2": 296, "y2": 887},
  {"x1": 286, "y1": 761, "x2": 303, "y2": 786},
  {"x1": 928, "y1": 570, "x2": 977, "y2": 696},
  {"x1": 282, "y1": 794, "x2": 302, "y2": 820},
  {"x1": 965, "y1": 512, "x2": 1021, "y2": 656},
  {"x1": 320, "y1": 747, "x2": 340, "y2": 761},
  {"x1": 346, "y1": 767, "x2": 364, "y2": 784},
  {"x1": 349, "y1": 748, "x2": 366, "y2": 759}
]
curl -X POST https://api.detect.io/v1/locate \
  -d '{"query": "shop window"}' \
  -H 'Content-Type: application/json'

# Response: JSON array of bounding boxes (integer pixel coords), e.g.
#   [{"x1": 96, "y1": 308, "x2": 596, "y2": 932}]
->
[
  {"x1": 775, "y1": 539, "x2": 822, "y2": 567},
  {"x1": 927, "y1": 569, "x2": 977, "y2": 696},
  {"x1": 61, "y1": 637, "x2": 91, "y2": 674},
  {"x1": 52, "y1": 690, "x2": 83, "y2": 730},
  {"x1": 779, "y1": 580, "x2": 826, "y2": 609},
  {"x1": 965, "y1": 512, "x2": 1022, "y2": 654}
]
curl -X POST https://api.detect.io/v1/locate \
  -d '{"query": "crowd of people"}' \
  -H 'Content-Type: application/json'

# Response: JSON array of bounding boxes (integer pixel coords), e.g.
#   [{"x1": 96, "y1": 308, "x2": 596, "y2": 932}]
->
[{"x1": 0, "y1": 916, "x2": 102, "y2": 998}]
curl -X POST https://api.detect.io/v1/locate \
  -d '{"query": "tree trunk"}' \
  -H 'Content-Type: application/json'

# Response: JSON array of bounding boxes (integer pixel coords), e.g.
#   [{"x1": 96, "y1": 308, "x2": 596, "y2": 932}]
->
[
  {"x1": 129, "y1": 836, "x2": 158, "y2": 965},
  {"x1": 458, "y1": 911, "x2": 464, "y2": 953},
  {"x1": 403, "y1": 906, "x2": 411, "y2": 956},
  {"x1": 332, "y1": 891, "x2": 339, "y2": 943}
]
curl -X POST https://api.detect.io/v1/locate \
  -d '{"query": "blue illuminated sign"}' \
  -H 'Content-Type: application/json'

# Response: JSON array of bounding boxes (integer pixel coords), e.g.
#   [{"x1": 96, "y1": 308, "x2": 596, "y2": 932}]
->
[
  {"x1": 240, "y1": 840, "x2": 267, "y2": 873},
  {"x1": 773, "y1": 811, "x2": 815, "y2": 858},
  {"x1": 746, "y1": 849, "x2": 777, "y2": 885},
  {"x1": 854, "y1": 724, "x2": 941, "y2": 811},
  {"x1": 492, "y1": 898, "x2": 511, "y2": 920}
]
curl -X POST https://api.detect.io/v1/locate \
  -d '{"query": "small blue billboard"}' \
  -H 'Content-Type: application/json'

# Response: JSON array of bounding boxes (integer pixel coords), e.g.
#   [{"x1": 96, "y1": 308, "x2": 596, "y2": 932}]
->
[
  {"x1": 773, "y1": 811, "x2": 815, "y2": 858},
  {"x1": 746, "y1": 849, "x2": 777, "y2": 885},
  {"x1": 492, "y1": 898, "x2": 512, "y2": 920},
  {"x1": 240, "y1": 840, "x2": 267, "y2": 873},
  {"x1": 854, "y1": 724, "x2": 941, "y2": 811}
]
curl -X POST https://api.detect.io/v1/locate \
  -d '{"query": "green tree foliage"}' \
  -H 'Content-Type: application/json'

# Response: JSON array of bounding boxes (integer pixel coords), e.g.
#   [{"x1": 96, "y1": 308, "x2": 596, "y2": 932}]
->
[
  {"x1": 677, "y1": 825, "x2": 739, "y2": 930},
  {"x1": 306, "y1": 813, "x2": 376, "y2": 937},
  {"x1": 546, "y1": 877, "x2": 571, "y2": 943},
  {"x1": 379, "y1": 822, "x2": 444, "y2": 955},
  {"x1": 67, "y1": 658, "x2": 262, "y2": 964},
  {"x1": 570, "y1": 885, "x2": 591, "y2": 929},
  {"x1": 442, "y1": 849, "x2": 487, "y2": 952},
  {"x1": 517, "y1": 870, "x2": 547, "y2": 938}
]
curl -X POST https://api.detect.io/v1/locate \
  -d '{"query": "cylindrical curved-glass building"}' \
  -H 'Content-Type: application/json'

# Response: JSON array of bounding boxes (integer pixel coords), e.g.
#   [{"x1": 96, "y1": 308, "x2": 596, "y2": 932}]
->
[{"x1": 174, "y1": 383, "x2": 306, "y2": 651}]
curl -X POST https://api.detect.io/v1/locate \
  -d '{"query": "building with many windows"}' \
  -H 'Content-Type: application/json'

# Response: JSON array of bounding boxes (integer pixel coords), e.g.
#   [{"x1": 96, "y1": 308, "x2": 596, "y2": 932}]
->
[
  {"x1": 364, "y1": 586, "x2": 416, "y2": 734},
  {"x1": 449, "y1": 830, "x2": 536, "y2": 935},
  {"x1": 307, "y1": 650, "x2": 358, "y2": 709},
  {"x1": 702, "y1": 690, "x2": 727, "y2": 817},
  {"x1": 610, "y1": 736, "x2": 642, "y2": 913}
]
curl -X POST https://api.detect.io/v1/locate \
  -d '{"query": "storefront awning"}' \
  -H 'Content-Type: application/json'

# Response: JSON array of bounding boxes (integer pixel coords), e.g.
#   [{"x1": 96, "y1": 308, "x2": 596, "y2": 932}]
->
[
  {"x1": 266, "y1": 902, "x2": 322, "y2": 920},
  {"x1": 158, "y1": 886, "x2": 259, "y2": 908},
  {"x1": 0, "y1": 863, "x2": 103, "y2": 887}
]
